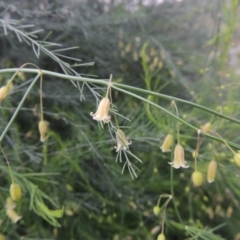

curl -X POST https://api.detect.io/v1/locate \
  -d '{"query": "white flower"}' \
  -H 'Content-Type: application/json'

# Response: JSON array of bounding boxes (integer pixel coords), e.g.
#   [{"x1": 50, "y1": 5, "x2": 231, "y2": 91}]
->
[
  {"x1": 90, "y1": 97, "x2": 111, "y2": 123},
  {"x1": 169, "y1": 144, "x2": 189, "y2": 169}
]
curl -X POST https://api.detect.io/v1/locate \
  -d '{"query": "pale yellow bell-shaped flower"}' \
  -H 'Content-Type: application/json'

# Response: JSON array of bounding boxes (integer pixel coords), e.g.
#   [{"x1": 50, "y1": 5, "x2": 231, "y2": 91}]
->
[
  {"x1": 207, "y1": 160, "x2": 217, "y2": 183},
  {"x1": 115, "y1": 129, "x2": 131, "y2": 152},
  {"x1": 191, "y1": 171, "x2": 204, "y2": 187},
  {"x1": 169, "y1": 144, "x2": 189, "y2": 169},
  {"x1": 90, "y1": 97, "x2": 111, "y2": 123},
  {"x1": 160, "y1": 134, "x2": 174, "y2": 152},
  {"x1": 6, "y1": 208, "x2": 22, "y2": 223}
]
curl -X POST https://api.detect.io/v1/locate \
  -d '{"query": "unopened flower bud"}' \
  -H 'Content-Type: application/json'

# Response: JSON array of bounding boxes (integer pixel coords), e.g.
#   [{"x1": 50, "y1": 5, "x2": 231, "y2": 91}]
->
[
  {"x1": 153, "y1": 206, "x2": 161, "y2": 216},
  {"x1": 157, "y1": 233, "x2": 166, "y2": 240},
  {"x1": 10, "y1": 183, "x2": 22, "y2": 201},
  {"x1": 201, "y1": 122, "x2": 212, "y2": 133},
  {"x1": 234, "y1": 152, "x2": 240, "y2": 167},
  {"x1": 38, "y1": 120, "x2": 48, "y2": 142},
  {"x1": 191, "y1": 171, "x2": 204, "y2": 187},
  {"x1": 160, "y1": 134, "x2": 174, "y2": 152},
  {"x1": 90, "y1": 97, "x2": 111, "y2": 123},
  {"x1": 192, "y1": 151, "x2": 199, "y2": 159},
  {"x1": 0, "y1": 86, "x2": 9, "y2": 102},
  {"x1": 207, "y1": 160, "x2": 217, "y2": 183},
  {"x1": 6, "y1": 208, "x2": 22, "y2": 223}
]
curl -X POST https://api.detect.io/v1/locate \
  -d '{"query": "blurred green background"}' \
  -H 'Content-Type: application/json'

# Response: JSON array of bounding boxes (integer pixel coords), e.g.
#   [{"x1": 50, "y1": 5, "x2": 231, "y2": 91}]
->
[{"x1": 0, "y1": 0, "x2": 240, "y2": 239}]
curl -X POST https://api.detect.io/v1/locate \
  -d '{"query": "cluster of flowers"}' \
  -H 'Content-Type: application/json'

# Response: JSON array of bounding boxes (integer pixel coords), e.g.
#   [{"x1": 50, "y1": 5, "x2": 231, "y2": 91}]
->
[
  {"x1": 5, "y1": 183, "x2": 22, "y2": 224},
  {"x1": 160, "y1": 121, "x2": 240, "y2": 187},
  {"x1": 160, "y1": 122, "x2": 218, "y2": 187},
  {"x1": 0, "y1": 73, "x2": 48, "y2": 142},
  {"x1": 152, "y1": 194, "x2": 172, "y2": 240},
  {"x1": 90, "y1": 78, "x2": 132, "y2": 153},
  {"x1": 0, "y1": 72, "x2": 45, "y2": 226}
]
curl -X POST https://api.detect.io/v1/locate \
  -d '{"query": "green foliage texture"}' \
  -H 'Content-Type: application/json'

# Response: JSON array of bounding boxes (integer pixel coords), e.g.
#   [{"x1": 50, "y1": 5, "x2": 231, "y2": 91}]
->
[{"x1": 0, "y1": 0, "x2": 240, "y2": 240}]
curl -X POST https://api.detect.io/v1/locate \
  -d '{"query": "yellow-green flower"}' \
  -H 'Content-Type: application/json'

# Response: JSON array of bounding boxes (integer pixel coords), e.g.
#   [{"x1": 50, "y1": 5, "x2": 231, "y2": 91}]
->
[
  {"x1": 10, "y1": 183, "x2": 22, "y2": 201},
  {"x1": 160, "y1": 134, "x2": 174, "y2": 152},
  {"x1": 38, "y1": 120, "x2": 48, "y2": 142},
  {"x1": 207, "y1": 160, "x2": 217, "y2": 183},
  {"x1": 153, "y1": 206, "x2": 161, "y2": 216},
  {"x1": 192, "y1": 151, "x2": 199, "y2": 159},
  {"x1": 191, "y1": 171, "x2": 204, "y2": 187},
  {"x1": 157, "y1": 233, "x2": 166, "y2": 240},
  {"x1": 234, "y1": 151, "x2": 240, "y2": 167},
  {"x1": 201, "y1": 122, "x2": 212, "y2": 133}
]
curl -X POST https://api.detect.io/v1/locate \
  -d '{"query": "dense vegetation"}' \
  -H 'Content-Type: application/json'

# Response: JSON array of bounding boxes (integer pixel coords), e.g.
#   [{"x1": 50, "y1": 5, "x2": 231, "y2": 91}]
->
[{"x1": 0, "y1": 0, "x2": 240, "y2": 239}]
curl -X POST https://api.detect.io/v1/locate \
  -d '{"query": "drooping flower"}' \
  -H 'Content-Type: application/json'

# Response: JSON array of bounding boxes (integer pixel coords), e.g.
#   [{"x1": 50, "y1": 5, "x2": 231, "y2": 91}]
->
[
  {"x1": 38, "y1": 120, "x2": 48, "y2": 142},
  {"x1": 115, "y1": 129, "x2": 132, "y2": 152},
  {"x1": 169, "y1": 144, "x2": 189, "y2": 169},
  {"x1": 160, "y1": 134, "x2": 174, "y2": 152},
  {"x1": 234, "y1": 151, "x2": 240, "y2": 167},
  {"x1": 191, "y1": 171, "x2": 204, "y2": 187},
  {"x1": 207, "y1": 160, "x2": 217, "y2": 183},
  {"x1": 6, "y1": 208, "x2": 22, "y2": 223},
  {"x1": 5, "y1": 197, "x2": 16, "y2": 209},
  {"x1": 0, "y1": 85, "x2": 9, "y2": 103},
  {"x1": 10, "y1": 183, "x2": 22, "y2": 201},
  {"x1": 90, "y1": 97, "x2": 111, "y2": 123}
]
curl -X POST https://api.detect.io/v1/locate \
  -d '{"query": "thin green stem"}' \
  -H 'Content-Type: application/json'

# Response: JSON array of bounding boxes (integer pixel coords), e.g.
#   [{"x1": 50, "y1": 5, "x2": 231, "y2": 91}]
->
[
  {"x1": 170, "y1": 166, "x2": 183, "y2": 224},
  {"x1": 172, "y1": 101, "x2": 180, "y2": 144},
  {"x1": 0, "y1": 73, "x2": 41, "y2": 143},
  {"x1": 170, "y1": 117, "x2": 183, "y2": 225},
  {"x1": 161, "y1": 195, "x2": 172, "y2": 234},
  {"x1": 0, "y1": 145, "x2": 14, "y2": 183},
  {"x1": 114, "y1": 83, "x2": 240, "y2": 125},
  {"x1": 1, "y1": 67, "x2": 240, "y2": 125},
  {"x1": 1, "y1": 68, "x2": 240, "y2": 149},
  {"x1": 40, "y1": 74, "x2": 44, "y2": 121},
  {"x1": 106, "y1": 74, "x2": 112, "y2": 98},
  {"x1": 194, "y1": 132, "x2": 202, "y2": 171}
]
